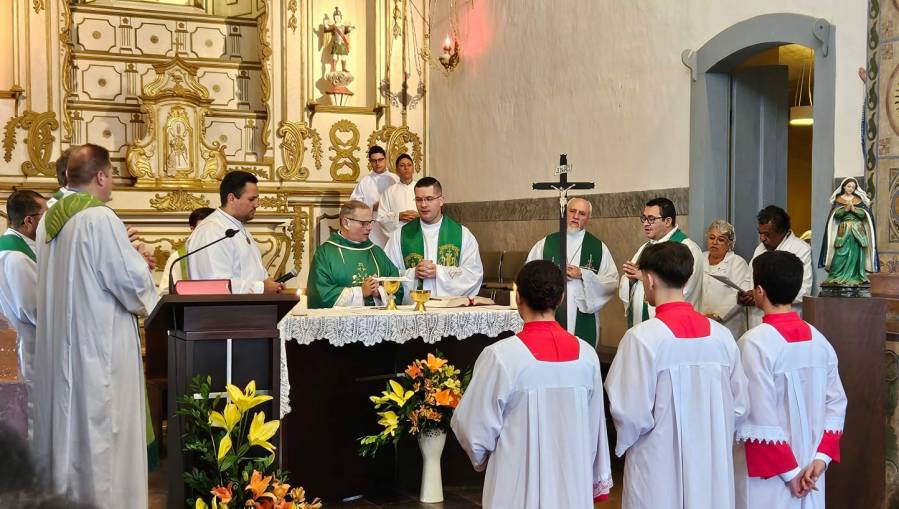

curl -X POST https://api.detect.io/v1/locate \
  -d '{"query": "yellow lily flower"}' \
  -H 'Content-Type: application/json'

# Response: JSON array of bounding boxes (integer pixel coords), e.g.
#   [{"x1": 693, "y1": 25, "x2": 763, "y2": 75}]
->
[
  {"x1": 377, "y1": 410, "x2": 399, "y2": 436},
  {"x1": 369, "y1": 394, "x2": 390, "y2": 406},
  {"x1": 248, "y1": 411, "x2": 280, "y2": 454},
  {"x1": 226, "y1": 380, "x2": 273, "y2": 413},
  {"x1": 385, "y1": 380, "x2": 413, "y2": 407},
  {"x1": 217, "y1": 434, "x2": 232, "y2": 462},
  {"x1": 195, "y1": 499, "x2": 209, "y2": 509},
  {"x1": 209, "y1": 402, "x2": 241, "y2": 432}
]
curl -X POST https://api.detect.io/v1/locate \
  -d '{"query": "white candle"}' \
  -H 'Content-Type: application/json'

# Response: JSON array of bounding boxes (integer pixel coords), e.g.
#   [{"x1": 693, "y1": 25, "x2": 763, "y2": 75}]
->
[{"x1": 509, "y1": 283, "x2": 518, "y2": 310}]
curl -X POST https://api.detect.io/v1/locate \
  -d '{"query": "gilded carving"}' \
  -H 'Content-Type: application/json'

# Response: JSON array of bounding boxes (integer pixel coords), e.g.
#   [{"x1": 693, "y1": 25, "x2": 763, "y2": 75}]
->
[
  {"x1": 276, "y1": 120, "x2": 322, "y2": 181},
  {"x1": 890, "y1": 168, "x2": 899, "y2": 243},
  {"x1": 32, "y1": 0, "x2": 44, "y2": 13},
  {"x1": 142, "y1": 57, "x2": 211, "y2": 102},
  {"x1": 258, "y1": 193, "x2": 289, "y2": 212},
  {"x1": 367, "y1": 125, "x2": 423, "y2": 174},
  {"x1": 328, "y1": 119, "x2": 361, "y2": 182},
  {"x1": 199, "y1": 110, "x2": 227, "y2": 180},
  {"x1": 288, "y1": 207, "x2": 309, "y2": 272},
  {"x1": 233, "y1": 166, "x2": 270, "y2": 179},
  {"x1": 2, "y1": 111, "x2": 59, "y2": 177},
  {"x1": 287, "y1": 0, "x2": 298, "y2": 33},
  {"x1": 164, "y1": 107, "x2": 193, "y2": 176},
  {"x1": 149, "y1": 190, "x2": 211, "y2": 212},
  {"x1": 60, "y1": 1, "x2": 74, "y2": 142},
  {"x1": 257, "y1": 1, "x2": 273, "y2": 150},
  {"x1": 125, "y1": 104, "x2": 156, "y2": 179}
]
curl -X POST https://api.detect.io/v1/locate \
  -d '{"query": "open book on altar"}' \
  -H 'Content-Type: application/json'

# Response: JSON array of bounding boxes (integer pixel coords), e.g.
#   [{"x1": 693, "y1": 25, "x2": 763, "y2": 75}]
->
[{"x1": 426, "y1": 295, "x2": 496, "y2": 308}]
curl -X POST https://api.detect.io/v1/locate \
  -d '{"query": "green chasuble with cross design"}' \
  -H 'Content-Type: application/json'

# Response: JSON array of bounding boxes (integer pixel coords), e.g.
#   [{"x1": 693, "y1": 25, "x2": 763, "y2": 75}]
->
[
  {"x1": 541, "y1": 231, "x2": 604, "y2": 346},
  {"x1": 307, "y1": 232, "x2": 403, "y2": 308}
]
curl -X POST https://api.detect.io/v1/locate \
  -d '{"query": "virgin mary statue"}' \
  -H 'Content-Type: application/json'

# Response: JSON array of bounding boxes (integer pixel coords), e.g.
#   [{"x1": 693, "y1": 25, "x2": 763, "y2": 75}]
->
[{"x1": 818, "y1": 177, "x2": 878, "y2": 286}]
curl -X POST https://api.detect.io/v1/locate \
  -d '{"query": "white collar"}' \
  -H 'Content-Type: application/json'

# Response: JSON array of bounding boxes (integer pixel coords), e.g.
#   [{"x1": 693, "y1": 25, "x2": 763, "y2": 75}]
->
[
  {"x1": 217, "y1": 208, "x2": 246, "y2": 230},
  {"x1": 651, "y1": 226, "x2": 680, "y2": 244},
  {"x1": 775, "y1": 231, "x2": 796, "y2": 250},
  {"x1": 421, "y1": 216, "x2": 443, "y2": 231}
]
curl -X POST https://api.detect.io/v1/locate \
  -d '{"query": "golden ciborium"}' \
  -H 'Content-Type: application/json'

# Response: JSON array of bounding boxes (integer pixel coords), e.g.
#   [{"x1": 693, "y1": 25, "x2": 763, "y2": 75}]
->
[{"x1": 410, "y1": 289, "x2": 431, "y2": 312}]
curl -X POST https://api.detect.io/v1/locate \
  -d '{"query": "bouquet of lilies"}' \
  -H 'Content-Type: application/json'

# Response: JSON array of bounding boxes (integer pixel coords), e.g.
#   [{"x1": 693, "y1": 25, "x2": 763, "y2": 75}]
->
[
  {"x1": 358, "y1": 353, "x2": 469, "y2": 457},
  {"x1": 179, "y1": 376, "x2": 320, "y2": 509}
]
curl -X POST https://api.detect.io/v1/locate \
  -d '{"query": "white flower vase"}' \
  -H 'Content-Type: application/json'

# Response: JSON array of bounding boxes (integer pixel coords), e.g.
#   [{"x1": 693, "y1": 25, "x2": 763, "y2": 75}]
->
[{"x1": 417, "y1": 429, "x2": 447, "y2": 503}]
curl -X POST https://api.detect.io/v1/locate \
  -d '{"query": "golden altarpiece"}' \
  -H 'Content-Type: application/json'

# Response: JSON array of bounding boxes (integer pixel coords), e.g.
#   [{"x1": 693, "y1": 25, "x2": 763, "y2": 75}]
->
[{"x1": 0, "y1": 0, "x2": 429, "y2": 285}]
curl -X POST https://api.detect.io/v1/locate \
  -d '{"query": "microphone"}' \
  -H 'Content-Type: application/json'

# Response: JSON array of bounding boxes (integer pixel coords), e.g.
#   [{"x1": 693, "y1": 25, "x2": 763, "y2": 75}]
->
[
  {"x1": 275, "y1": 270, "x2": 297, "y2": 284},
  {"x1": 168, "y1": 228, "x2": 239, "y2": 294}
]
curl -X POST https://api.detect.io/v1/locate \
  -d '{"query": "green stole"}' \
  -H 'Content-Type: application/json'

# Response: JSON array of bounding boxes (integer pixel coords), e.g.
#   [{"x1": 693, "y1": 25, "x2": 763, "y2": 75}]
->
[
  {"x1": 541, "y1": 231, "x2": 604, "y2": 345},
  {"x1": 626, "y1": 228, "x2": 689, "y2": 327},
  {"x1": 50, "y1": 188, "x2": 65, "y2": 201},
  {"x1": 0, "y1": 232, "x2": 36, "y2": 262},
  {"x1": 44, "y1": 192, "x2": 106, "y2": 242},
  {"x1": 399, "y1": 216, "x2": 463, "y2": 269},
  {"x1": 176, "y1": 245, "x2": 189, "y2": 280}
]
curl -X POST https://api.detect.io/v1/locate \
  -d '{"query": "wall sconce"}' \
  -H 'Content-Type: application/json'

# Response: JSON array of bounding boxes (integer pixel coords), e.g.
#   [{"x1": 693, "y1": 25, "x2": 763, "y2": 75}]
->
[{"x1": 438, "y1": 34, "x2": 461, "y2": 74}]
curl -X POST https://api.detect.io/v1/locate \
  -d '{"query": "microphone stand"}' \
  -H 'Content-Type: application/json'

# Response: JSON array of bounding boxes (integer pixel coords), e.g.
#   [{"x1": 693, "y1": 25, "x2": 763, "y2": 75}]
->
[{"x1": 168, "y1": 229, "x2": 238, "y2": 294}]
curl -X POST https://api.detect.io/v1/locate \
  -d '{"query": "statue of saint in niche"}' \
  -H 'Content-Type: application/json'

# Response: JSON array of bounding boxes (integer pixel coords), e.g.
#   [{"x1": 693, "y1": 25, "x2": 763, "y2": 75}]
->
[
  {"x1": 165, "y1": 114, "x2": 191, "y2": 176},
  {"x1": 323, "y1": 7, "x2": 354, "y2": 73}
]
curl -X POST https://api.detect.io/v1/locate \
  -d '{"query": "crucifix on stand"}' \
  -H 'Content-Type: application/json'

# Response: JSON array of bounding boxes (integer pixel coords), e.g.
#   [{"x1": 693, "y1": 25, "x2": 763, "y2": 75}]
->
[{"x1": 532, "y1": 154, "x2": 595, "y2": 329}]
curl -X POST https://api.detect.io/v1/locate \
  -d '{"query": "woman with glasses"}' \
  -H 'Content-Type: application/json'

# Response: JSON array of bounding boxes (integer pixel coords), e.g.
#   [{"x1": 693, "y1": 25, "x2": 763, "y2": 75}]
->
[{"x1": 701, "y1": 220, "x2": 751, "y2": 339}]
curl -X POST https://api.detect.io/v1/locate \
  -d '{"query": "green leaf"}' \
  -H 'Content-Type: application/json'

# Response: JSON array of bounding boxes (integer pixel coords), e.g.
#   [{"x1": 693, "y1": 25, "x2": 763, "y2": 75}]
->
[{"x1": 218, "y1": 454, "x2": 237, "y2": 472}]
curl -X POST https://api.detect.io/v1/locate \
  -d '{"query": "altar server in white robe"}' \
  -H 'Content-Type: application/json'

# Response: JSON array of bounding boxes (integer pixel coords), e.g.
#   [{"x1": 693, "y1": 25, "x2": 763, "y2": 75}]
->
[
  {"x1": 737, "y1": 206, "x2": 813, "y2": 327},
  {"x1": 350, "y1": 145, "x2": 399, "y2": 246},
  {"x1": 526, "y1": 197, "x2": 618, "y2": 346},
  {"x1": 187, "y1": 170, "x2": 284, "y2": 294},
  {"x1": 32, "y1": 144, "x2": 159, "y2": 508},
  {"x1": 606, "y1": 241, "x2": 749, "y2": 509},
  {"x1": 734, "y1": 251, "x2": 846, "y2": 509},
  {"x1": 0, "y1": 191, "x2": 47, "y2": 395},
  {"x1": 158, "y1": 207, "x2": 214, "y2": 294},
  {"x1": 452, "y1": 260, "x2": 613, "y2": 508},
  {"x1": 376, "y1": 153, "x2": 418, "y2": 239},
  {"x1": 619, "y1": 197, "x2": 703, "y2": 328},
  {"x1": 384, "y1": 177, "x2": 483, "y2": 301},
  {"x1": 702, "y1": 219, "x2": 752, "y2": 339}
]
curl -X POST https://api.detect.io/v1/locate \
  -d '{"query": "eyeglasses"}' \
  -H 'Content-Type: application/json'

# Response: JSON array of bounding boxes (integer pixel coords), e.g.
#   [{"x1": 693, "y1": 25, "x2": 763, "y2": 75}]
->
[
  {"x1": 346, "y1": 217, "x2": 375, "y2": 227},
  {"x1": 414, "y1": 195, "x2": 442, "y2": 204},
  {"x1": 369, "y1": 157, "x2": 386, "y2": 164},
  {"x1": 640, "y1": 215, "x2": 668, "y2": 225}
]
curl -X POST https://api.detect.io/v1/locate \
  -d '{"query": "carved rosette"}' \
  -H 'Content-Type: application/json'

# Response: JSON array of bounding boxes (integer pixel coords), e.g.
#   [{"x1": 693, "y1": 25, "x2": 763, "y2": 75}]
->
[
  {"x1": 2, "y1": 111, "x2": 59, "y2": 177},
  {"x1": 328, "y1": 119, "x2": 361, "y2": 182},
  {"x1": 149, "y1": 190, "x2": 211, "y2": 212},
  {"x1": 276, "y1": 120, "x2": 322, "y2": 181},
  {"x1": 367, "y1": 124, "x2": 423, "y2": 174}
]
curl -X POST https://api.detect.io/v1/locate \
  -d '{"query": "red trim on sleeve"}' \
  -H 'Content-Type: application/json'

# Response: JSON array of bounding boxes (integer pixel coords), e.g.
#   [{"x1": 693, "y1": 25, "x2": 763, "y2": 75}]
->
[
  {"x1": 817, "y1": 430, "x2": 842, "y2": 463},
  {"x1": 517, "y1": 321, "x2": 579, "y2": 362},
  {"x1": 594, "y1": 493, "x2": 609, "y2": 503},
  {"x1": 654, "y1": 301, "x2": 711, "y2": 338},
  {"x1": 744, "y1": 441, "x2": 799, "y2": 478},
  {"x1": 762, "y1": 312, "x2": 811, "y2": 343}
]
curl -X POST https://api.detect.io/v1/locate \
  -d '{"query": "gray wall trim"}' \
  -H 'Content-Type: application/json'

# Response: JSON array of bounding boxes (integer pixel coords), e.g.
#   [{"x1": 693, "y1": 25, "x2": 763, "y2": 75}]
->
[
  {"x1": 685, "y1": 13, "x2": 836, "y2": 289},
  {"x1": 444, "y1": 188, "x2": 689, "y2": 223}
]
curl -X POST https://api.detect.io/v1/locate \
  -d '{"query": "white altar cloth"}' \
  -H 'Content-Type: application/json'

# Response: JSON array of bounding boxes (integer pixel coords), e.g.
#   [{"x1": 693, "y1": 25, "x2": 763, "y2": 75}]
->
[{"x1": 277, "y1": 305, "x2": 524, "y2": 416}]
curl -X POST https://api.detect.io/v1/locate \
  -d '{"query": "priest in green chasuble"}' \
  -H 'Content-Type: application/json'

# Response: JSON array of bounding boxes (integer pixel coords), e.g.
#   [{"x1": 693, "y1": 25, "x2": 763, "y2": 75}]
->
[
  {"x1": 307, "y1": 200, "x2": 402, "y2": 308},
  {"x1": 526, "y1": 197, "x2": 618, "y2": 346},
  {"x1": 384, "y1": 177, "x2": 484, "y2": 303}
]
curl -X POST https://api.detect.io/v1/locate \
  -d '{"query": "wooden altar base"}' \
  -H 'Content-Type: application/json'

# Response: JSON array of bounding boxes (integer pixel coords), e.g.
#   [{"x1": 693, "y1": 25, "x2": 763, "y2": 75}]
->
[{"x1": 281, "y1": 332, "x2": 514, "y2": 502}]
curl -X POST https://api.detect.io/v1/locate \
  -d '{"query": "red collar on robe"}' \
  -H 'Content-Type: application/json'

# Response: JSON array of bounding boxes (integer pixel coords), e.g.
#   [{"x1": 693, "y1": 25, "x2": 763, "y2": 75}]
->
[
  {"x1": 654, "y1": 301, "x2": 710, "y2": 339},
  {"x1": 762, "y1": 312, "x2": 811, "y2": 342},
  {"x1": 517, "y1": 321, "x2": 579, "y2": 361}
]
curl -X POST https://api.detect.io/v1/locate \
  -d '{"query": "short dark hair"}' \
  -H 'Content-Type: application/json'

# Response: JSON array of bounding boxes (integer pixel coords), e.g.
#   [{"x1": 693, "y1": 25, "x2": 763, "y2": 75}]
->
[
  {"x1": 757, "y1": 205, "x2": 791, "y2": 234},
  {"x1": 66, "y1": 144, "x2": 111, "y2": 186},
  {"x1": 645, "y1": 197, "x2": 676, "y2": 224},
  {"x1": 515, "y1": 260, "x2": 565, "y2": 312},
  {"x1": 637, "y1": 241, "x2": 694, "y2": 289},
  {"x1": 219, "y1": 171, "x2": 258, "y2": 205},
  {"x1": 367, "y1": 145, "x2": 386, "y2": 158},
  {"x1": 6, "y1": 190, "x2": 46, "y2": 228},
  {"x1": 415, "y1": 176, "x2": 442, "y2": 195},
  {"x1": 395, "y1": 153, "x2": 413, "y2": 167},
  {"x1": 55, "y1": 147, "x2": 72, "y2": 187},
  {"x1": 752, "y1": 251, "x2": 803, "y2": 305},
  {"x1": 188, "y1": 207, "x2": 215, "y2": 228}
]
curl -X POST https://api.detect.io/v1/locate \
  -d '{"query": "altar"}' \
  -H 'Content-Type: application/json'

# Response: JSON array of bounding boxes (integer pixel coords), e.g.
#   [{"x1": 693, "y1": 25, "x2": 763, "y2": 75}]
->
[{"x1": 277, "y1": 305, "x2": 523, "y2": 501}]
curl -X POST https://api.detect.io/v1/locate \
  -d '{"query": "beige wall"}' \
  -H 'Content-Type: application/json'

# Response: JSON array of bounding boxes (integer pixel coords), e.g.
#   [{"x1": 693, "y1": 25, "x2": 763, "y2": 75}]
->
[{"x1": 428, "y1": 1, "x2": 866, "y2": 202}]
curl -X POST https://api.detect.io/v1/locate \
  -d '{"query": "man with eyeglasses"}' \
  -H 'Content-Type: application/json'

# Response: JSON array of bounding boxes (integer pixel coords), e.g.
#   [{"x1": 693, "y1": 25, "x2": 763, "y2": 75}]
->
[
  {"x1": 0, "y1": 190, "x2": 47, "y2": 398},
  {"x1": 618, "y1": 197, "x2": 704, "y2": 327},
  {"x1": 384, "y1": 176, "x2": 484, "y2": 302},
  {"x1": 307, "y1": 200, "x2": 402, "y2": 308},
  {"x1": 349, "y1": 145, "x2": 399, "y2": 247}
]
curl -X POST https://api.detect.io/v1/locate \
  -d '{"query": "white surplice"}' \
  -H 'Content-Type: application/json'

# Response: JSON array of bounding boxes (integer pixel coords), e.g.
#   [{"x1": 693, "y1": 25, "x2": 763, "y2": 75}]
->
[
  {"x1": 702, "y1": 250, "x2": 752, "y2": 340},
  {"x1": 605, "y1": 313, "x2": 749, "y2": 509},
  {"x1": 747, "y1": 232, "x2": 812, "y2": 327},
  {"x1": 526, "y1": 230, "x2": 619, "y2": 339},
  {"x1": 158, "y1": 248, "x2": 182, "y2": 294},
  {"x1": 734, "y1": 320, "x2": 847, "y2": 509},
  {"x1": 376, "y1": 179, "x2": 417, "y2": 240},
  {"x1": 451, "y1": 335, "x2": 613, "y2": 508},
  {"x1": 383, "y1": 216, "x2": 484, "y2": 301},
  {"x1": 617, "y1": 227, "x2": 704, "y2": 326},
  {"x1": 0, "y1": 229, "x2": 38, "y2": 385},
  {"x1": 350, "y1": 170, "x2": 400, "y2": 246},
  {"x1": 32, "y1": 203, "x2": 158, "y2": 508},
  {"x1": 186, "y1": 208, "x2": 268, "y2": 294}
]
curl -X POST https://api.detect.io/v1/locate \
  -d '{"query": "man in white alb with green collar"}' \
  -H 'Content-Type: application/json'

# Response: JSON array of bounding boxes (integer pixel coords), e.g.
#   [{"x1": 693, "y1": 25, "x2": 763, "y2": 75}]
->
[{"x1": 384, "y1": 176, "x2": 484, "y2": 302}]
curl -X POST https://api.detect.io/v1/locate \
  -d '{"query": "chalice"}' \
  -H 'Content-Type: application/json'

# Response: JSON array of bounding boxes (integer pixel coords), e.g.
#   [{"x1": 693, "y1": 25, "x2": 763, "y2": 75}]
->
[
  {"x1": 375, "y1": 277, "x2": 407, "y2": 311},
  {"x1": 410, "y1": 289, "x2": 431, "y2": 312}
]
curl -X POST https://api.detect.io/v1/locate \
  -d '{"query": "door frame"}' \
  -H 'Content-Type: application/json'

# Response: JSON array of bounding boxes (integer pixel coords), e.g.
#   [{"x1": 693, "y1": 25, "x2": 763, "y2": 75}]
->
[{"x1": 683, "y1": 13, "x2": 835, "y2": 287}]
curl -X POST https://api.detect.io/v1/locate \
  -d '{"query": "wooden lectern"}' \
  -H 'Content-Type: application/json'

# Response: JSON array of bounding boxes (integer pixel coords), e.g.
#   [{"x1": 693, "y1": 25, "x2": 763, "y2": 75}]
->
[{"x1": 145, "y1": 294, "x2": 298, "y2": 509}]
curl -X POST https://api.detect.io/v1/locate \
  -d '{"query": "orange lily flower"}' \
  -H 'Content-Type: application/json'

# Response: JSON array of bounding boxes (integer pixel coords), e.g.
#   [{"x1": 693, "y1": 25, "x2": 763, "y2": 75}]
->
[
  {"x1": 433, "y1": 389, "x2": 453, "y2": 406},
  {"x1": 210, "y1": 483, "x2": 233, "y2": 503},
  {"x1": 405, "y1": 363, "x2": 422, "y2": 379},
  {"x1": 425, "y1": 353, "x2": 447, "y2": 372},
  {"x1": 271, "y1": 481, "x2": 290, "y2": 500},
  {"x1": 246, "y1": 470, "x2": 273, "y2": 499}
]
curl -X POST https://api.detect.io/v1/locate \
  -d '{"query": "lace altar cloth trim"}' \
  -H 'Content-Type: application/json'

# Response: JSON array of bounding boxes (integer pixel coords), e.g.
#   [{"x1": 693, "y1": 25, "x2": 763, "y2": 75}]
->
[{"x1": 277, "y1": 305, "x2": 524, "y2": 416}]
